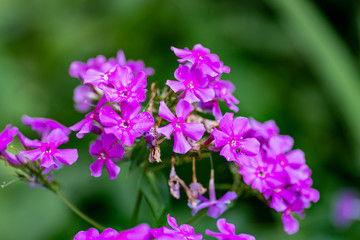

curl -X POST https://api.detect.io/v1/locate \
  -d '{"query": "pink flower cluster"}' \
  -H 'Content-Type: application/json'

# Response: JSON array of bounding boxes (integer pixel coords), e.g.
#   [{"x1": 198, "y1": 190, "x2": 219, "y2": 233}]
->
[
  {"x1": 238, "y1": 118, "x2": 319, "y2": 234},
  {"x1": 74, "y1": 214, "x2": 255, "y2": 240},
  {"x1": 169, "y1": 44, "x2": 238, "y2": 120},
  {"x1": 69, "y1": 51, "x2": 155, "y2": 179}
]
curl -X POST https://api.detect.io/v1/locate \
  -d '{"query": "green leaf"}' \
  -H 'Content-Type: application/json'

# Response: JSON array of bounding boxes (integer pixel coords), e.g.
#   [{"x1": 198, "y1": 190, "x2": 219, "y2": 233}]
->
[
  {"x1": 129, "y1": 144, "x2": 149, "y2": 173},
  {"x1": 140, "y1": 171, "x2": 170, "y2": 222}
]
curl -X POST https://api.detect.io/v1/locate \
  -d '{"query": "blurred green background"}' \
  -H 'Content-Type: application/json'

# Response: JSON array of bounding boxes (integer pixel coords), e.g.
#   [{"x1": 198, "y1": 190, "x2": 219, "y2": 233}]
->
[{"x1": 1, "y1": 0, "x2": 360, "y2": 239}]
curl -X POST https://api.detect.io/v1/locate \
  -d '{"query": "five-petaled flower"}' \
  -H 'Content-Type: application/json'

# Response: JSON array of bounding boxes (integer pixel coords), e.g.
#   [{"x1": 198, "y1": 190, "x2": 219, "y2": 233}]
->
[
  {"x1": 99, "y1": 101, "x2": 154, "y2": 146},
  {"x1": 157, "y1": 99, "x2": 205, "y2": 154},
  {"x1": 20, "y1": 128, "x2": 78, "y2": 168}
]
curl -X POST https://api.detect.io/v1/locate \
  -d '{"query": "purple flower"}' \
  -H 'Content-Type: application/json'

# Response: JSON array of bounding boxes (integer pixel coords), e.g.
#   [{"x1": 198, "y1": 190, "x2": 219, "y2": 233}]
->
[
  {"x1": 89, "y1": 133, "x2": 124, "y2": 180},
  {"x1": 171, "y1": 44, "x2": 230, "y2": 77},
  {"x1": 210, "y1": 78, "x2": 239, "y2": 113},
  {"x1": 197, "y1": 99, "x2": 223, "y2": 120},
  {"x1": 238, "y1": 151, "x2": 282, "y2": 193},
  {"x1": 118, "y1": 223, "x2": 152, "y2": 240},
  {"x1": 248, "y1": 118, "x2": 279, "y2": 144},
  {"x1": 22, "y1": 115, "x2": 70, "y2": 140},
  {"x1": 205, "y1": 218, "x2": 256, "y2": 240},
  {"x1": 99, "y1": 101, "x2": 154, "y2": 146},
  {"x1": 69, "y1": 55, "x2": 107, "y2": 79},
  {"x1": 150, "y1": 214, "x2": 203, "y2": 240},
  {"x1": 281, "y1": 199, "x2": 306, "y2": 235},
  {"x1": 0, "y1": 151, "x2": 27, "y2": 166},
  {"x1": 98, "y1": 66, "x2": 148, "y2": 104},
  {"x1": 266, "y1": 136, "x2": 310, "y2": 184},
  {"x1": 166, "y1": 65, "x2": 215, "y2": 103},
  {"x1": 0, "y1": 125, "x2": 18, "y2": 151},
  {"x1": 113, "y1": 50, "x2": 154, "y2": 76},
  {"x1": 193, "y1": 170, "x2": 237, "y2": 218},
  {"x1": 73, "y1": 228, "x2": 120, "y2": 240},
  {"x1": 70, "y1": 95, "x2": 108, "y2": 138},
  {"x1": 20, "y1": 129, "x2": 78, "y2": 168},
  {"x1": 212, "y1": 113, "x2": 260, "y2": 166},
  {"x1": 157, "y1": 100, "x2": 205, "y2": 154},
  {"x1": 263, "y1": 185, "x2": 298, "y2": 212},
  {"x1": 73, "y1": 85, "x2": 97, "y2": 112},
  {"x1": 83, "y1": 66, "x2": 114, "y2": 87},
  {"x1": 332, "y1": 189, "x2": 359, "y2": 228}
]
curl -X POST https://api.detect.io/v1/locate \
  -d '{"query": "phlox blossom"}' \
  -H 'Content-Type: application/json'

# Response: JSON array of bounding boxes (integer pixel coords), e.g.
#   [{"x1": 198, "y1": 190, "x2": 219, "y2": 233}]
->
[{"x1": 157, "y1": 100, "x2": 205, "y2": 154}]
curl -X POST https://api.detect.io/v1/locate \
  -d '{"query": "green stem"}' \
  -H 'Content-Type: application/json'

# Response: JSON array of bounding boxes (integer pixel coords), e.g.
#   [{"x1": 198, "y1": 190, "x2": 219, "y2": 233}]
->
[
  {"x1": 130, "y1": 189, "x2": 143, "y2": 227},
  {"x1": 55, "y1": 190, "x2": 106, "y2": 231},
  {"x1": 185, "y1": 209, "x2": 207, "y2": 225}
]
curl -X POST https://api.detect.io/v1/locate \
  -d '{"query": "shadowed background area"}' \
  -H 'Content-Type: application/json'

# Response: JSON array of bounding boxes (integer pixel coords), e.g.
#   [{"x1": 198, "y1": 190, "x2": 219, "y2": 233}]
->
[{"x1": 1, "y1": 0, "x2": 360, "y2": 239}]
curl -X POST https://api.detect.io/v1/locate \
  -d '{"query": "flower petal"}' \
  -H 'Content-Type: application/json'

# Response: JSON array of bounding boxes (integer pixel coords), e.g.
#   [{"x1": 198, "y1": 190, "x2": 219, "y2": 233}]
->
[
  {"x1": 173, "y1": 131, "x2": 191, "y2": 154},
  {"x1": 182, "y1": 123, "x2": 205, "y2": 141},
  {"x1": 166, "y1": 80, "x2": 186, "y2": 93},
  {"x1": 175, "y1": 99, "x2": 194, "y2": 119},
  {"x1": 105, "y1": 159, "x2": 121, "y2": 180},
  {"x1": 90, "y1": 159, "x2": 104, "y2": 177},
  {"x1": 132, "y1": 112, "x2": 154, "y2": 133},
  {"x1": 157, "y1": 124, "x2": 175, "y2": 139},
  {"x1": 159, "y1": 101, "x2": 177, "y2": 122},
  {"x1": 53, "y1": 149, "x2": 78, "y2": 165}
]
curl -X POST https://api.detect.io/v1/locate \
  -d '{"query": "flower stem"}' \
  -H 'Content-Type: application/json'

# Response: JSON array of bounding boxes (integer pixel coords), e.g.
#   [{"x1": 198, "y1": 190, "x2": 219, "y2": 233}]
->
[
  {"x1": 185, "y1": 209, "x2": 207, "y2": 225},
  {"x1": 55, "y1": 189, "x2": 106, "y2": 231},
  {"x1": 130, "y1": 189, "x2": 143, "y2": 227}
]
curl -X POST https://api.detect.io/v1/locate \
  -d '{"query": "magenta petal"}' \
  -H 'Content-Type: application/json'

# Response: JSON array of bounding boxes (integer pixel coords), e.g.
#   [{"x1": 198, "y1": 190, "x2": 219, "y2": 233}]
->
[
  {"x1": 45, "y1": 129, "x2": 69, "y2": 147},
  {"x1": 74, "y1": 228, "x2": 100, "y2": 240},
  {"x1": 175, "y1": 99, "x2": 194, "y2": 119},
  {"x1": 90, "y1": 159, "x2": 104, "y2": 177},
  {"x1": 99, "y1": 228, "x2": 120, "y2": 239},
  {"x1": 120, "y1": 101, "x2": 141, "y2": 120},
  {"x1": 269, "y1": 135, "x2": 294, "y2": 155},
  {"x1": 182, "y1": 123, "x2": 205, "y2": 141},
  {"x1": 167, "y1": 214, "x2": 179, "y2": 230},
  {"x1": 216, "y1": 218, "x2": 235, "y2": 235},
  {"x1": 166, "y1": 80, "x2": 186, "y2": 93},
  {"x1": 195, "y1": 87, "x2": 215, "y2": 103},
  {"x1": 233, "y1": 117, "x2": 251, "y2": 137},
  {"x1": 132, "y1": 112, "x2": 154, "y2": 132},
  {"x1": 121, "y1": 129, "x2": 139, "y2": 146},
  {"x1": 118, "y1": 223, "x2": 152, "y2": 240},
  {"x1": 157, "y1": 124, "x2": 175, "y2": 139},
  {"x1": 20, "y1": 149, "x2": 43, "y2": 162},
  {"x1": 286, "y1": 149, "x2": 306, "y2": 165},
  {"x1": 105, "y1": 159, "x2": 120, "y2": 180},
  {"x1": 219, "y1": 113, "x2": 234, "y2": 136},
  {"x1": 208, "y1": 205, "x2": 225, "y2": 218},
  {"x1": 239, "y1": 138, "x2": 260, "y2": 156},
  {"x1": 282, "y1": 213, "x2": 299, "y2": 235},
  {"x1": 70, "y1": 118, "x2": 91, "y2": 135},
  {"x1": 159, "y1": 101, "x2": 177, "y2": 122},
  {"x1": 107, "y1": 143, "x2": 125, "y2": 159},
  {"x1": 133, "y1": 71, "x2": 148, "y2": 89},
  {"x1": 41, "y1": 153, "x2": 55, "y2": 168},
  {"x1": 220, "y1": 144, "x2": 236, "y2": 162},
  {"x1": 18, "y1": 132, "x2": 42, "y2": 148},
  {"x1": 173, "y1": 131, "x2": 191, "y2": 154},
  {"x1": 183, "y1": 90, "x2": 200, "y2": 103},
  {"x1": 271, "y1": 195, "x2": 288, "y2": 212},
  {"x1": 212, "y1": 128, "x2": 229, "y2": 148},
  {"x1": 100, "y1": 105, "x2": 122, "y2": 126},
  {"x1": 53, "y1": 149, "x2": 78, "y2": 165}
]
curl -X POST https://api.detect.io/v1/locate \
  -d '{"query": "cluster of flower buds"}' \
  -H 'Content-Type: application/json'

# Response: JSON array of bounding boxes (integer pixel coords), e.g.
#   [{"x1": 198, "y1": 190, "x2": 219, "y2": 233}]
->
[
  {"x1": 74, "y1": 214, "x2": 255, "y2": 240},
  {"x1": 0, "y1": 116, "x2": 78, "y2": 188}
]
